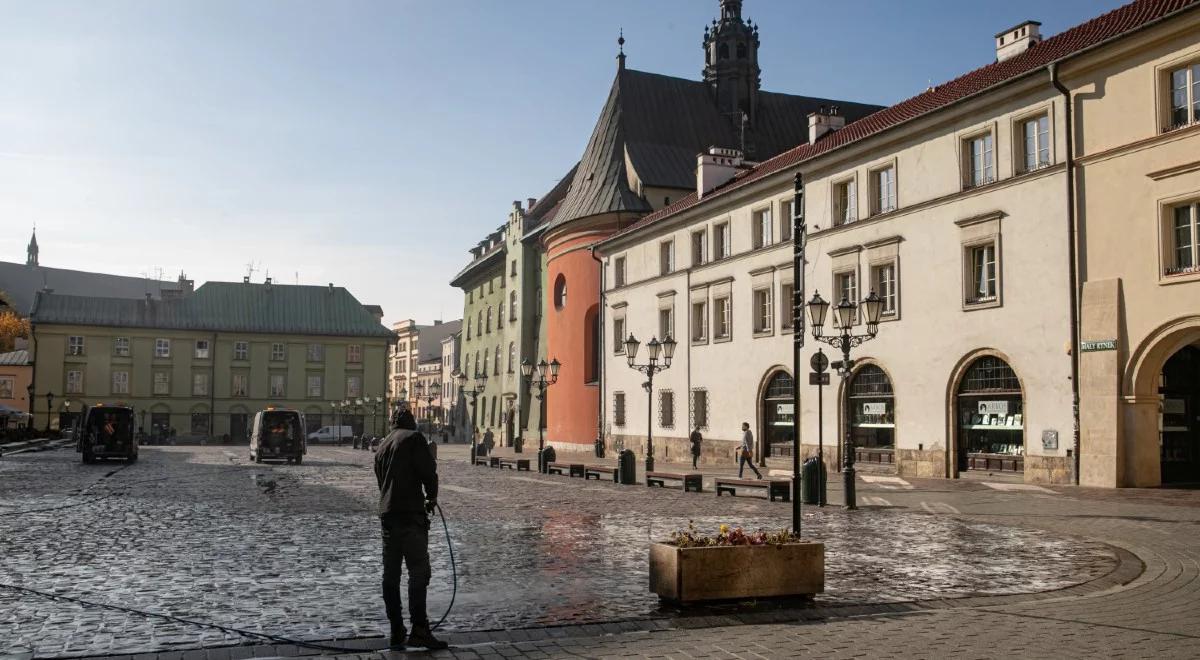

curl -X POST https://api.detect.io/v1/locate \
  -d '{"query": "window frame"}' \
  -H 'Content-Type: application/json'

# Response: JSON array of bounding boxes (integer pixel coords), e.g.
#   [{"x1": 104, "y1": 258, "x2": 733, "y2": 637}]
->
[
  {"x1": 714, "y1": 221, "x2": 732, "y2": 260},
  {"x1": 509, "y1": 291, "x2": 518, "y2": 322},
  {"x1": 752, "y1": 287, "x2": 774, "y2": 336},
  {"x1": 691, "y1": 229, "x2": 708, "y2": 266},
  {"x1": 751, "y1": 205, "x2": 773, "y2": 249},
  {"x1": 613, "y1": 315, "x2": 626, "y2": 354},
  {"x1": 232, "y1": 373, "x2": 249, "y2": 397},
  {"x1": 868, "y1": 161, "x2": 897, "y2": 216},
  {"x1": 690, "y1": 388, "x2": 709, "y2": 430},
  {"x1": 306, "y1": 343, "x2": 324, "y2": 363},
  {"x1": 269, "y1": 373, "x2": 286, "y2": 398},
  {"x1": 155, "y1": 338, "x2": 171, "y2": 359},
  {"x1": 233, "y1": 340, "x2": 249, "y2": 361},
  {"x1": 658, "y1": 305, "x2": 674, "y2": 340},
  {"x1": 1161, "y1": 59, "x2": 1200, "y2": 131},
  {"x1": 194, "y1": 339, "x2": 211, "y2": 360},
  {"x1": 870, "y1": 259, "x2": 900, "y2": 321},
  {"x1": 347, "y1": 344, "x2": 362, "y2": 364},
  {"x1": 834, "y1": 267, "x2": 860, "y2": 324},
  {"x1": 65, "y1": 369, "x2": 83, "y2": 394},
  {"x1": 713, "y1": 295, "x2": 732, "y2": 342},
  {"x1": 613, "y1": 391, "x2": 626, "y2": 427},
  {"x1": 780, "y1": 198, "x2": 794, "y2": 242},
  {"x1": 192, "y1": 372, "x2": 210, "y2": 397},
  {"x1": 659, "y1": 389, "x2": 675, "y2": 429},
  {"x1": 270, "y1": 342, "x2": 285, "y2": 361},
  {"x1": 113, "y1": 337, "x2": 130, "y2": 357},
  {"x1": 306, "y1": 374, "x2": 323, "y2": 399},
  {"x1": 1160, "y1": 196, "x2": 1200, "y2": 281},
  {"x1": 780, "y1": 281, "x2": 795, "y2": 333},
  {"x1": 346, "y1": 374, "x2": 363, "y2": 398},
  {"x1": 691, "y1": 299, "x2": 708, "y2": 344},
  {"x1": 962, "y1": 237, "x2": 1003, "y2": 310},
  {"x1": 111, "y1": 370, "x2": 130, "y2": 395},
  {"x1": 961, "y1": 127, "x2": 997, "y2": 189},
  {"x1": 67, "y1": 335, "x2": 85, "y2": 356},
  {"x1": 833, "y1": 174, "x2": 859, "y2": 226},
  {"x1": 659, "y1": 239, "x2": 675, "y2": 276},
  {"x1": 1012, "y1": 107, "x2": 1053, "y2": 175},
  {"x1": 614, "y1": 256, "x2": 627, "y2": 287},
  {"x1": 153, "y1": 371, "x2": 170, "y2": 395}
]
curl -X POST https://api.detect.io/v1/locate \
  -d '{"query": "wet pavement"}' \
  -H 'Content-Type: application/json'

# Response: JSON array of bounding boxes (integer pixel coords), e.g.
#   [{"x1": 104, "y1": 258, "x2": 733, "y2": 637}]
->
[{"x1": 0, "y1": 445, "x2": 1118, "y2": 658}]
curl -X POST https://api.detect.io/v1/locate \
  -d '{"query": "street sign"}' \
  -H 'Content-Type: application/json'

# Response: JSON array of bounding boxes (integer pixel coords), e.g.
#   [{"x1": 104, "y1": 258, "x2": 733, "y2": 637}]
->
[
  {"x1": 809, "y1": 372, "x2": 830, "y2": 385},
  {"x1": 810, "y1": 352, "x2": 829, "y2": 373},
  {"x1": 1080, "y1": 339, "x2": 1117, "y2": 352}
]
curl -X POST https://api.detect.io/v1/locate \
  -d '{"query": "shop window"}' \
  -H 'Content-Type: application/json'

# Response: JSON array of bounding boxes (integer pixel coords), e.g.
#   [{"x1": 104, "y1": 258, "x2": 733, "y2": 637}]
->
[
  {"x1": 763, "y1": 371, "x2": 794, "y2": 457},
  {"x1": 956, "y1": 356, "x2": 1024, "y2": 473},
  {"x1": 848, "y1": 365, "x2": 894, "y2": 463}
]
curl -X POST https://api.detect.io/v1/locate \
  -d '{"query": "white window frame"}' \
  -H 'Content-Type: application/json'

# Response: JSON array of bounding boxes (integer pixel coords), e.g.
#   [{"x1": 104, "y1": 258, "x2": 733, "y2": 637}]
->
[
  {"x1": 1014, "y1": 110, "x2": 1052, "y2": 173},
  {"x1": 269, "y1": 374, "x2": 286, "y2": 398},
  {"x1": 780, "y1": 282, "x2": 794, "y2": 332},
  {"x1": 780, "y1": 199, "x2": 794, "y2": 242},
  {"x1": 113, "y1": 337, "x2": 130, "y2": 357},
  {"x1": 1164, "y1": 61, "x2": 1200, "y2": 130},
  {"x1": 691, "y1": 229, "x2": 708, "y2": 266},
  {"x1": 307, "y1": 343, "x2": 324, "y2": 362},
  {"x1": 232, "y1": 373, "x2": 248, "y2": 397},
  {"x1": 752, "y1": 287, "x2": 773, "y2": 336},
  {"x1": 67, "y1": 336, "x2": 85, "y2": 356},
  {"x1": 348, "y1": 344, "x2": 362, "y2": 364},
  {"x1": 614, "y1": 255, "x2": 627, "y2": 287},
  {"x1": 834, "y1": 269, "x2": 859, "y2": 323},
  {"x1": 963, "y1": 129, "x2": 996, "y2": 189},
  {"x1": 155, "y1": 338, "x2": 171, "y2": 358},
  {"x1": 509, "y1": 291, "x2": 518, "y2": 322},
  {"x1": 346, "y1": 374, "x2": 363, "y2": 398},
  {"x1": 66, "y1": 369, "x2": 83, "y2": 394},
  {"x1": 714, "y1": 222, "x2": 731, "y2": 260},
  {"x1": 234, "y1": 341, "x2": 249, "y2": 361},
  {"x1": 869, "y1": 163, "x2": 897, "y2": 216},
  {"x1": 691, "y1": 300, "x2": 708, "y2": 344},
  {"x1": 307, "y1": 374, "x2": 323, "y2": 398},
  {"x1": 194, "y1": 339, "x2": 210, "y2": 359},
  {"x1": 871, "y1": 260, "x2": 900, "y2": 320},
  {"x1": 660, "y1": 240, "x2": 675, "y2": 276},
  {"x1": 752, "y1": 206, "x2": 773, "y2": 249},
  {"x1": 658, "y1": 305, "x2": 674, "y2": 340},
  {"x1": 713, "y1": 295, "x2": 731, "y2": 341},
  {"x1": 153, "y1": 371, "x2": 170, "y2": 395},
  {"x1": 270, "y1": 342, "x2": 285, "y2": 361},
  {"x1": 613, "y1": 316, "x2": 626, "y2": 354},
  {"x1": 111, "y1": 370, "x2": 129, "y2": 395},
  {"x1": 833, "y1": 176, "x2": 858, "y2": 226},
  {"x1": 963, "y1": 239, "x2": 1002, "y2": 309},
  {"x1": 192, "y1": 372, "x2": 209, "y2": 397},
  {"x1": 1163, "y1": 198, "x2": 1200, "y2": 279}
]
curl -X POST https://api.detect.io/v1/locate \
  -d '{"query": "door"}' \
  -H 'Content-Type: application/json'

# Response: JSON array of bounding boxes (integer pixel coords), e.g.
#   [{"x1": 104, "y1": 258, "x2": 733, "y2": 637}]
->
[
  {"x1": 762, "y1": 371, "x2": 794, "y2": 458},
  {"x1": 230, "y1": 414, "x2": 248, "y2": 444},
  {"x1": 1161, "y1": 345, "x2": 1200, "y2": 485}
]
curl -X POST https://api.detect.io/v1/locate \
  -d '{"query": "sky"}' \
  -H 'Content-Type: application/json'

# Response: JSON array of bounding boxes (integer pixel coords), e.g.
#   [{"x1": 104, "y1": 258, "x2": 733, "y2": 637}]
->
[{"x1": 0, "y1": 0, "x2": 1127, "y2": 325}]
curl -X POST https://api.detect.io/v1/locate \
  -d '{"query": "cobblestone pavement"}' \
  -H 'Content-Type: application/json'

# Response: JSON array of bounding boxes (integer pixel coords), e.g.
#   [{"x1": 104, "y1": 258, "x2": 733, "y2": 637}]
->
[{"x1": 0, "y1": 444, "x2": 1194, "y2": 658}]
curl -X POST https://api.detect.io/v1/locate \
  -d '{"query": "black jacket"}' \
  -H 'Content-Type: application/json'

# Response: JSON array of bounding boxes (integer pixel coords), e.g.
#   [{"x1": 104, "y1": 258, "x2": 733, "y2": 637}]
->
[{"x1": 374, "y1": 428, "x2": 438, "y2": 520}]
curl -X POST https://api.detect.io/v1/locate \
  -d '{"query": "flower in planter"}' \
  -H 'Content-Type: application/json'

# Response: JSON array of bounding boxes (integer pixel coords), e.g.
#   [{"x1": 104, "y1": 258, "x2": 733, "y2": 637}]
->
[{"x1": 668, "y1": 521, "x2": 801, "y2": 548}]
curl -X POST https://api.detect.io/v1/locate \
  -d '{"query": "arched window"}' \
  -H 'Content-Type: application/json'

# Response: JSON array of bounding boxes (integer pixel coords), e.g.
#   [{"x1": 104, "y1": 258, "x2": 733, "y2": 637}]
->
[
  {"x1": 465, "y1": 317, "x2": 472, "y2": 339},
  {"x1": 763, "y1": 371, "x2": 795, "y2": 458},
  {"x1": 498, "y1": 304, "x2": 504, "y2": 326},
  {"x1": 736, "y1": 42, "x2": 747, "y2": 59},
  {"x1": 848, "y1": 365, "x2": 895, "y2": 455},
  {"x1": 487, "y1": 306, "x2": 493, "y2": 333},
  {"x1": 554, "y1": 274, "x2": 567, "y2": 310},
  {"x1": 956, "y1": 356, "x2": 1024, "y2": 474},
  {"x1": 473, "y1": 351, "x2": 480, "y2": 376},
  {"x1": 477, "y1": 310, "x2": 483, "y2": 336},
  {"x1": 482, "y1": 348, "x2": 489, "y2": 377},
  {"x1": 718, "y1": 42, "x2": 730, "y2": 60},
  {"x1": 584, "y1": 304, "x2": 599, "y2": 384},
  {"x1": 493, "y1": 345, "x2": 500, "y2": 375},
  {"x1": 508, "y1": 342, "x2": 516, "y2": 373},
  {"x1": 479, "y1": 397, "x2": 487, "y2": 429},
  {"x1": 489, "y1": 395, "x2": 497, "y2": 427},
  {"x1": 509, "y1": 291, "x2": 517, "y2": 321}
]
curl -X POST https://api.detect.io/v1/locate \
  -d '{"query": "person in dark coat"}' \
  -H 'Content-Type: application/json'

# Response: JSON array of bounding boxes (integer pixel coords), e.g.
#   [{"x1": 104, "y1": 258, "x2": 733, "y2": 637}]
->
[
  {"x1": 689, "y1": 426, "x2": 703, "y2": 469},
  {"x1": 374, "y1": 409, "x2": 447, "y2": 650}
]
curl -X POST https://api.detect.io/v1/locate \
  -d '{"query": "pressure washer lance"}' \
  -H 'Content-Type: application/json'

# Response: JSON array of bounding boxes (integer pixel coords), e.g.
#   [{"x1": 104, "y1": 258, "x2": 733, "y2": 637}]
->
[{"x1": 0, "y1": 502, "x2": 459, "y2": 653}]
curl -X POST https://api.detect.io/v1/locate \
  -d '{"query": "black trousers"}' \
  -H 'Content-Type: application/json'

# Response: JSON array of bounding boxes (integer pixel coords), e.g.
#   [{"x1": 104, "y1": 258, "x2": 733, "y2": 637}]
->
[{"x1": 381, "y1": 515, "x2": 432, "y2": 629}]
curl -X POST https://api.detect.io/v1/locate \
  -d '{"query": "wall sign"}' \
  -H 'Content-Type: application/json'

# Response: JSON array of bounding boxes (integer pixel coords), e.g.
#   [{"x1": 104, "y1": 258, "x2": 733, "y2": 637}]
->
[
  {"x1": 809, "y1": 372, "x2": 830, "y2": 386},
  {"x1": 978, "y1": 400, "x2": 1009, "y2": 416},
  {"x1": 777, "y1": 403, "x2": 794, "y2": 415},
  {"x1": 1080, "y1": 339, "x2": 1117, "y2": 352},
  {"x1": 863, "y1": 402, "x2": 887, "y2": 415},
  {"x1": 1042, "y1": 429, "x2": 1059, "y2": 450}
]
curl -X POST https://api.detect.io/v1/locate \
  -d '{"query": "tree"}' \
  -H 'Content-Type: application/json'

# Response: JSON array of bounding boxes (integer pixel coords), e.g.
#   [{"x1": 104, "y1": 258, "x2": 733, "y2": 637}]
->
[{"x1": 0, "y1": 310, "x2": 30, "y2": 353}]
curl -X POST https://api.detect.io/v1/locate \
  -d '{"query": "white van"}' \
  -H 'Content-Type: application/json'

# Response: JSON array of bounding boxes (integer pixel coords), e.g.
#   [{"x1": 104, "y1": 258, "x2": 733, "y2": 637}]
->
[
  {"x1": 250, "y1": 408, "x2": 306, "y2": 464},
  {"x1": 307, "y1": 425, "x2": 353, "y2": 444}
]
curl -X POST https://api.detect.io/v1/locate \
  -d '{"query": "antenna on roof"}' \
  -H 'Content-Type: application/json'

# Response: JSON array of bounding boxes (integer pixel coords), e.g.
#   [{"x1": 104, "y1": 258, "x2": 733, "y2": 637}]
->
[
  {"x1": 616, "y1": 28, "x2": 626, "y2": 71},
  {"x1": 244, "y1": 260, "x2": 259, "y2": 280}
]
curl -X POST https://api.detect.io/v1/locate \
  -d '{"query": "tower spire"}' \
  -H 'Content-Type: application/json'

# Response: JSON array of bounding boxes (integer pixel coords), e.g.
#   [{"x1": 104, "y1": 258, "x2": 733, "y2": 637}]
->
[
  {"x1": 616, "y1": 28, "x2": 626, "y2": 70},
  {"x1": 26, "y1": 226, "x2": 39, "y2": 267},
  {"x1": 703, "y1": 0, "x2": 761, "y2": 130}
]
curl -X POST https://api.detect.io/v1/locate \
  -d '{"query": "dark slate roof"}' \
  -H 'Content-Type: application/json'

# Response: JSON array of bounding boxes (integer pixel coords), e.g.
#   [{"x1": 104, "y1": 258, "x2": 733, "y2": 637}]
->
[
  {"x1": 30, "y1": 282, "x2": 395, "y2": 339},
  {"x1": 544, "y1": 68, "x2": 882, "y2": 233},
  {"x1": 0, "y1": 349, "x2": 31, "y2": 366},
  {"x1": 524, "y1": 162, "x2": 579, "y2": 237},
  {"x1": 603, "y1": 0, "x2": 1200, "y2": 246},
  {"x1": 0, "y1": 261, "x2": 176, "y2": 316}
]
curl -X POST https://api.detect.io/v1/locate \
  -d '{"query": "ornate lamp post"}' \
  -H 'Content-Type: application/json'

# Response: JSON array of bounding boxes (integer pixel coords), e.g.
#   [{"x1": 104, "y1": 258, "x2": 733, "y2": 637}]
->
[
  {"x1": 521, "y1": 358, "x2": 561, "y2": 473},
  {"x1": 44, "y1": 391, "x2": 55, "y2": 434},
  {"x1": 419, "y1": 382, "x2": 438, "y2": 429},
  {"x1": 64, "y1": 400, "x2": 73, "y2": 435},
  {"x1": 330, "y1": 401, "x2": 339, "y2": 443},
  {"x1": 373, "y1": 395, "x2": 383, "y2": 436},
  {"x1": 622, "y1": 334, "x2": 677, "y2": 473},
  {"x1": 806, "y1": 289, "x2": 885, "y2": 510},
  {"x1": 454, "y1": 369, "x2": 488, "y2": 465}
]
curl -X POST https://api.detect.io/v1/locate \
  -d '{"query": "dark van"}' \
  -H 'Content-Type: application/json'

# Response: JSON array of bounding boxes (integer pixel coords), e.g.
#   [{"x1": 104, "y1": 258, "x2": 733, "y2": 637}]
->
[{"x1": 76, "y1": 404, "x2": 138, "y2": 464}]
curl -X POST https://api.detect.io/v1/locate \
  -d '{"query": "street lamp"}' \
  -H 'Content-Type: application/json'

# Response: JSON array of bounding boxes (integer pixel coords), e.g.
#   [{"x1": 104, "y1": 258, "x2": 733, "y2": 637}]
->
[
  {"x1": 454, "y1": 368, "x2": 488, "y2": 465},
  {"x1": 522, "y1": 357, "x2": 561, "y2": 472},
  {"x1": 373, "y1": 395, "x2": 383, "y2": 436},
  {"x1": 807, "y1": 289, "x2": 885, "y2": 510},
  {"x1": 44, "y1": 391, "x2": 55, "y2": 434},
  {"x1": 64, "y1": 400, "x2": 73, "y2": 436},
  {"x1": 623, "y1": 333, "x2": 676, "y2": 473},
  {"x1": 417, "y1": 382, "x2": 437, "y2": 430}
]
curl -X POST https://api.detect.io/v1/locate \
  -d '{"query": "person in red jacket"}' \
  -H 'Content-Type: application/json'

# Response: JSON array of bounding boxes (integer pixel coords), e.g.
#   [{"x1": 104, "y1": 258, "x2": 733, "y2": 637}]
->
[{"x1": 374, "y1": 408, "x2": 447, "y2": 651}]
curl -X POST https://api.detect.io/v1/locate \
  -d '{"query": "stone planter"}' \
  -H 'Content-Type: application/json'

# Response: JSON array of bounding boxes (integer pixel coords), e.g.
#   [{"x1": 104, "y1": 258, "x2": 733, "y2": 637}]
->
[{"x1": 649, "y1": 541, "x2": 824, "y2": 603}]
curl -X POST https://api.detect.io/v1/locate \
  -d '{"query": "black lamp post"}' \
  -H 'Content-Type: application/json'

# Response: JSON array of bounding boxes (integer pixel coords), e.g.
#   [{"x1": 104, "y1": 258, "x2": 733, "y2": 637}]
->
[
  {"x1": 44, "y1": 391, "x2": 55, "y2": 434},
  {"x1": 521, "y1": 357, "x2": 561, "y2": 473},
  {"x1": 416, "y1": 381, "x2": 437, "y2": 429},
  {"x1": 623, "y1": 333, "x2": 677, "y2": 473},
  {"x1": 455, "y1": 368, "x2": 488, "y2": 465},
  {"x1": 807, "y1": 289, "x2": 885, "y2": 510}
]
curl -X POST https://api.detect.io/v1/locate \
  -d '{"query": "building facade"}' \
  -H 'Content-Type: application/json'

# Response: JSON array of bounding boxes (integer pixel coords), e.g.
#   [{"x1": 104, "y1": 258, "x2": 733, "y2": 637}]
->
[
  {"x1": 440, "y1": 331, "x2": 467, "y2": 440},
  {"x1": 29, "y1": 281, "x2": 393, "y2": 440},
  {"x1": 388, "y1": 318, "x2": 461, "y2": 410},
  {"x1": 0, "y1": 349, "x2": 33, "y2": 427}
]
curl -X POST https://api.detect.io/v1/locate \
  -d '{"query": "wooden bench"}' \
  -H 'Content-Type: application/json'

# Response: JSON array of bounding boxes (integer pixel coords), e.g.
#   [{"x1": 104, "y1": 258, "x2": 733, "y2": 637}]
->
[
  {"x1": 646, "y1": 471, "x2": 704, "y2": 492},
  {"x1": 473, "y1": 456, "x2": 489, "y2": 466},
  {"x1": 548, "y1": 462, "x2": 585, "y2": 478},
  {"x1": 585, "y1": 464, "x2": 617, "y2": 482},
  {"x1": 714, "y1": 477, "x2": 790, "y2": 501},
  {"x1": 489, "y1": 456, "x2": 502, "y2": 468},
  {"x1": 498, "y1": 457, "x2": 531, "y2": 471}
]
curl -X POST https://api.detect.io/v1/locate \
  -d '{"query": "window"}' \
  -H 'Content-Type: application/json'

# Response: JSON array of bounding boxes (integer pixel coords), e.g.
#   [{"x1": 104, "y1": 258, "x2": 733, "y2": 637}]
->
[
  {"x1": 967, "y1": 243, "x2": 998, "y2": 304},
  {"x1": 511, "y1": 259, "x2": 517, "y2": 277},
  {"x1": 715, "y1": 222, "x2": 731, "y2": 260},
  {"x1": 871, "y1": 166, "x2": 896, "y2": 215},
  {"x1": 781, "y1": 282, "x2": 794, "y2": 330},
  {"x1": 194, "y1": 339, "x2": 210, "y2": 359},
  {"x1": 835, "y1": 179, "x2": 858, "y2": 225},
  {"x1": 112, "y1": 371, "x2": 129, "y2": 395},
  {"x1": 780, "y1": 200, "x2": 793, "y2": 242},
  {"x1": 752, "y1": 207, "x2": 772, "y2": 248},
  {"x1": 232, "y1": 373, "x2": 248, "y2": 397},
  {"x1": 691, "y1": 300, "x2": 708, "y2": 342},
  {"x1": 659, "y1": 307, "x2": 674, "y2": 339},
  {"x1": 614, "y1": 392, "x2": 626, "y2": 427},
  {"x1": 307, "y1": 343, "x2": 324, "y2": 362},
  {"x1": 753, "y1": 288, "x2": 773, "y2": 334},
  {"x1": 466, "y1": 317, "x2": 472, "y2": 339},
  {"x1": 66, "y1": 369, "x2": 83, "y2": 394},
  {"x1": 483, "y1": 348, "x2": 490, "y2": 377},
  {"x1": 965, "y1": 133, "x2": 995, "y2": 188},
  {"x1": 691, "y1": 389, "x2": 709, "y2": 429},
  {"x1": 270, "y1": 374, "x2": 286, "y2": 397},
  {"x1": 191, "y1": 413, "x2": 209, "y2": 435},
  {"x1": 0, "y1": 376, "x2": 12, "y2": 400},
  {"x1": 498, "y1": 304, "x2": 505, "y2": 327},
  {"x1": 714, "y1": 296, "x2": 731, "y2": 340},
  {"x1": 613, "y1": 317, "x2": 626, "y2": 354},
  {"x1": 271, "y1": 342, "x2": 285, "y2": 361},
  {"x1": 554, "y1": 274, "x2": 567, "y2": 310},
  {"x1": 348, "y1": 344, "x2": 362, "y2": 363},
  {"x1": 1021, "y1": 115, "x2": 1051, "y2": 172},
  {"x1": 67, "y1": 336, "x2": 84, "y2": 356},
  {"x1": 835, "y1": 271, "x2": 858, "y2": 321},
  {"x1": 660, "y1": 240, "x2": 675, "y2": 275},
  {"x1": 614, "y1": 257, "x2": 627, "y2": 287},
  {"x1": 113, "y1": 337, "x2": 130, "y2": 357},
  {"x1": 493, "y1": 345, "x2": 500, "y2": 375},
  {"x1": 659, "y1": 390, "x2": 675, "y2": 428},
  {"x1": 192, "y1": 373, "x2": 209, "y2": 396},
  {"x1": 873, "y1": 263, "x2": 898, "y2": 316},
  {"x1": 1168, "y1": 63, "x2": 1200, "y2": 129},
  {"x1": 155, "y1": 338, "x2": 171, "y2": 358},
  {"x1": 1168, "y1": 202, "x2": 1199, "y2": 276},
  {"x1": 691, "y1": 230, "x2": 708, "y2": 266},
  {"x1": 508, "y1": 342, "x2": 516, "y2": 372},
  {"x1": 153, "y1": 371, "x2": 170, "y2": 395},
  {"x1": 488, "y1": 278, "x2": 494, "y2": 294},
  {"x1": 509, "y1": 291, "x2": 517, "y2": 321},
  {"x1": 347, "y1": 375, "x2": 362, "y2": 397},
  {"x1": 307, "y1": 374, "x2": 323, "y2": 398},
  {"x1": 234, "y1": 341, "x2": 249, "y2": 361}
]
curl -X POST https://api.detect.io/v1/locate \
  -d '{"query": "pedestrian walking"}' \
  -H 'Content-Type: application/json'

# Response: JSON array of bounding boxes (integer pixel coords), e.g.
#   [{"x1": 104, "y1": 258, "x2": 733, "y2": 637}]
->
[
  {"x1": 689, "y1": 426, "x2": 703, "y2": 469},
  {"x1": 374, "y1": 409, "x2": 448, "y2": 651},
  {"x1": 483, "y1": 428, "x2": 495, "y2": 454},
  {"x1": 738, "y1": 422, "x2": 763, "y2": 479}
]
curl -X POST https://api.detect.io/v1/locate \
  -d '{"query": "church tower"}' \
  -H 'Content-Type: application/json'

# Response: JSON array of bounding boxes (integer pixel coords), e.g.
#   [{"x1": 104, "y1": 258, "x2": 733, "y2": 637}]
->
[
  {"x1": 26, "y1": 228, "x2": 38, "y2": 266},
  {"x1": 702, "y1": 0, "x2": 761, "y2": 127}
]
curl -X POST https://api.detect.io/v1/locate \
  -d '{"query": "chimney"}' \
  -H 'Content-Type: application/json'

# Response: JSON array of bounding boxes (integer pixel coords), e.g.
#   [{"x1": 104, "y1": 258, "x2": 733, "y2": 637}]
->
[
  {"x1": 243, "y1": 276, "x2": 250, "y2": 283},
  {"x1": 265, "y1": 276, "x2": 272, "y2": 286},
  {"x1": 527, "y1": 197, "x2": 537, "y2": 210},
  {"x1": 328, "y1": 282, "x2": 334, "y2": 292},
  {"x1": 995, "y1": 21, "x2": 1041, "y2": 62},
  {"x1": 808, "y1": 106, "x2": 845, "y2": 143},
  {"x1": 696, "y1": 147, "x2": 743, "y2": 199}
]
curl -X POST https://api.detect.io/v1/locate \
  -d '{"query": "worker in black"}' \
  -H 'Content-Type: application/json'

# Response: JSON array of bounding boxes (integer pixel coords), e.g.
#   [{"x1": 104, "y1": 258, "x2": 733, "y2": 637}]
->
[{"x1": 374, "y1": 408, "x2": 448, "y2": 651}]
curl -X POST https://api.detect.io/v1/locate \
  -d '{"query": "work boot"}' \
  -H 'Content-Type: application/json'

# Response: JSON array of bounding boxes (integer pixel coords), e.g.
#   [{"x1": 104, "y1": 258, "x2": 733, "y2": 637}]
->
[
  {"x1": 407, "y1": 624, "x2": 448, "y2": 650},
  {"x1": 389, "y1": 624, "x2": 407, "y2": 650}
]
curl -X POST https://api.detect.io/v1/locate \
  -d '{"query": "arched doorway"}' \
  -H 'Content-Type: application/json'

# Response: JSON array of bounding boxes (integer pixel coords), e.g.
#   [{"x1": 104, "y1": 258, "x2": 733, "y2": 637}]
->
[
  {"x1": 761, "y1": 370, "x2": 794, "y2": 459},
  {"x1": 1161, "y1": 344, "x2": 1200, "y2": 484},
  {"x1": 847, "y1": 364, "x2": 895, "y2": 467},
  {"x1": 955, "y1": 355, "x2": 1024, "y2": 474},
  {"x1": 229, "y1": 405, "x2": 250, "y2": 444}
]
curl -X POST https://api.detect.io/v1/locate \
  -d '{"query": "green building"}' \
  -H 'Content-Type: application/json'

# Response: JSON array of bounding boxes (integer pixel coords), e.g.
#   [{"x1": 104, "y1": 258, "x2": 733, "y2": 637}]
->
[{"x1": 29, "y1": 280, "x2": 394, "y2": 440}]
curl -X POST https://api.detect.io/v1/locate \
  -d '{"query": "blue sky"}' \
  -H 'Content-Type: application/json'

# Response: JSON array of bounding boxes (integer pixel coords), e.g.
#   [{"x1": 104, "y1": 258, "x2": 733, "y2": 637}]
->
[{"x1": 0, "y1": 0, "x2": 1125, "y2": 323}]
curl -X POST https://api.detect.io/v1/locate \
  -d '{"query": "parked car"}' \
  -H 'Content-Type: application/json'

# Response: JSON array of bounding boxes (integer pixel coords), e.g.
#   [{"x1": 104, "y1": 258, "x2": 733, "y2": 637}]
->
[
  {"x1": 250, "y1": 408, "x2": 306, "y2": 464},
  {"x1": 307, "y1": 425, "x2": 353, "y2": 444}
]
